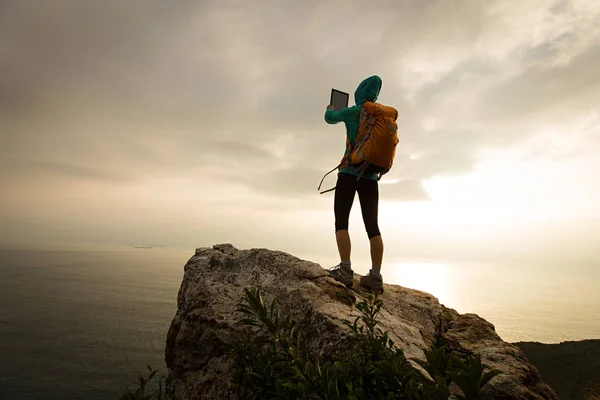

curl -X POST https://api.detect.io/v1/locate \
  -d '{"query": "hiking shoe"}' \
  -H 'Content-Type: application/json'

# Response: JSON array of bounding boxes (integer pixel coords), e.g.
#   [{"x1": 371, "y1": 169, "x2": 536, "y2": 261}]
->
[
  {"x1": 359, "y1": 270, "x2": 384, "y2": 293},
  {"x1": 329, "y1": 264, "x2": 354, "y2": 288}
]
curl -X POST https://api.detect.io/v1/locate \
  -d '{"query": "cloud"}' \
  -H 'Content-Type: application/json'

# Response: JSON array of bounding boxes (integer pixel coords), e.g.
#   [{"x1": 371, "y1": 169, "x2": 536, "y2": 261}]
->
[
  {"x1": 477, "y1": 43, "x2": 600, "y2": 123},
  {"x1": 13, "y1": 160, "x2": 131, "y2": 183},
  {"x1": 380, "y1": 180, "x2": 431, "y2": 202},
  {"x1": 1, "y1": 0, "x2": 600, "y2": 249},
  {"x1": 249, "y1": 167, "x2": 327, "y2": 197}
]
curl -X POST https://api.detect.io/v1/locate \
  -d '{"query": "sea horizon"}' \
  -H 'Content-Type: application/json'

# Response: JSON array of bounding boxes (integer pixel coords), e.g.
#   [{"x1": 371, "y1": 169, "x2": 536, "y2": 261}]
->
[{"x1": 1, "y1": 247, "x2": 598, "y2": 399}]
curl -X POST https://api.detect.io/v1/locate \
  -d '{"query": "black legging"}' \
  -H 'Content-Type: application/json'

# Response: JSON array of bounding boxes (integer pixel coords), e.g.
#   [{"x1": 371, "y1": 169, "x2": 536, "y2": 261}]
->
[{"x1": 334, "y1": 172, "x2": 381, "y2": 239}]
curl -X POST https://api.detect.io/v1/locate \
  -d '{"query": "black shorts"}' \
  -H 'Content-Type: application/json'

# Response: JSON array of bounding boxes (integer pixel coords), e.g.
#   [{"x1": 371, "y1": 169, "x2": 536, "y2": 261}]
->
[{"x1": 334, "y1": 172, "x2": 380, "y2": 239}]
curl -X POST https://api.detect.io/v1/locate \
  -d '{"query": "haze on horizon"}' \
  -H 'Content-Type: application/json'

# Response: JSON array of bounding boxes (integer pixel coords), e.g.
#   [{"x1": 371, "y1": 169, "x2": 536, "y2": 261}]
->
[{"x1": 1, "y1": 0, "x2": 600, "y2": 269}]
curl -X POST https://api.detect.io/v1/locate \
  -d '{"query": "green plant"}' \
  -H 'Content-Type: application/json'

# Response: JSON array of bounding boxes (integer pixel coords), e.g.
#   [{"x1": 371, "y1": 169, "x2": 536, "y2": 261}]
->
[
  {"x1": 335, "y1": 293, "x2": 422, "y2": 399},
  {"x1": 232, "y1": 287, "x2": 339, "y2": 399},
  {"x1": 231, "y1": 287, "x2": 503, "y2": 400},
  {"x1": 411, "y1": 343, "x2": 457, "y2": 400},
  {"x1": 232, "y1": 288, "x2": 423, "y2": 399},
  {"x1": 118, "y1": 364, "x2": 165, "y2": 400},
  {"x1": 448, "y1": 354, "x2": 502, "y2": 400}
]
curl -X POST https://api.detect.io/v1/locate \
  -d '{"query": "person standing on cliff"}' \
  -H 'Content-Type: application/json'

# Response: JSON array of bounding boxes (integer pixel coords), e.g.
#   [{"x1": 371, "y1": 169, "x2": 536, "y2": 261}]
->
[{"x1": 323, "y1": 75, "x2": 387, "y2": 293}]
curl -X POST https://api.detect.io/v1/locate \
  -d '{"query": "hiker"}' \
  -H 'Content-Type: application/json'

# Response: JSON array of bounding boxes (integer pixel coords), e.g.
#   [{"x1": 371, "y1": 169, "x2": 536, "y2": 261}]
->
[{"x1": 323, "y1": 75, "x2": 395, "y2": 293}]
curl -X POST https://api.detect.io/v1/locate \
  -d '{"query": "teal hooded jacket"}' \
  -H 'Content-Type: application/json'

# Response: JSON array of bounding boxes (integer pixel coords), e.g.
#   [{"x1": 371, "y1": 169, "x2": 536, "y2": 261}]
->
[{"x1": 324, "y1": 75, "x2": 382, "y2": 181}]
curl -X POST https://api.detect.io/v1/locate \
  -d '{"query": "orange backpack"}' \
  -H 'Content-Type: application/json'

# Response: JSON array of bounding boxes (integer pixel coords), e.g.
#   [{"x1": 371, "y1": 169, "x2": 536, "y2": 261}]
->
[{"x1": 318, "y1": 102, "x2": 399, "y2": 194}]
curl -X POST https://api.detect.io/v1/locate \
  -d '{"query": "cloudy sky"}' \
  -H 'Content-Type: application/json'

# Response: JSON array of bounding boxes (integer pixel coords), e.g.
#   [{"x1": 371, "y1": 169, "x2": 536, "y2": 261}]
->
[{"x1": 1, "y1": 0, "x2": 599, "y2": 268}]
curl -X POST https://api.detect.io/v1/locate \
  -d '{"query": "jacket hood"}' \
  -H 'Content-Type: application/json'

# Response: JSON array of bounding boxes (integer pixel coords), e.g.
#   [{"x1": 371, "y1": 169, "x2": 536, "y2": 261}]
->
[{"x1": 354, "y1": 75, "x2": 382, "y2": 105}]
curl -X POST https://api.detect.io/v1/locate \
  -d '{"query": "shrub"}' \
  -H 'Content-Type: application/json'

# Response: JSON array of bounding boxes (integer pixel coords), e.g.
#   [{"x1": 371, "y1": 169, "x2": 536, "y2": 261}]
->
[{"x1": 231, "y1": 287, "x2": 502, "y2": 400}]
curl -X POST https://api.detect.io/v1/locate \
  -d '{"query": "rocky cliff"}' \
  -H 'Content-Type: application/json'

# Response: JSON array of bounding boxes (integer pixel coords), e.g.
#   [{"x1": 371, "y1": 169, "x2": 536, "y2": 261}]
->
[{"x1": 164, "y1": 244, "x2": 558, "y2": 399}]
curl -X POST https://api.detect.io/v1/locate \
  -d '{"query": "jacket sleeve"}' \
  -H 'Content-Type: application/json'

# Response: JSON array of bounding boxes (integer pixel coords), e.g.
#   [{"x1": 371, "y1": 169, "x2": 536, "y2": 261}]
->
[{"x1": 324, "y1": 106, "x2": 356, "y2": 124}]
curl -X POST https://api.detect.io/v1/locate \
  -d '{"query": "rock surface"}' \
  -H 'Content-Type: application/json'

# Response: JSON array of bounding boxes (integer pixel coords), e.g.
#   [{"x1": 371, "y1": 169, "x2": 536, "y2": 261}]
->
[{"x1": 164, "y1": 244, "x2": 558, "y2": 399}]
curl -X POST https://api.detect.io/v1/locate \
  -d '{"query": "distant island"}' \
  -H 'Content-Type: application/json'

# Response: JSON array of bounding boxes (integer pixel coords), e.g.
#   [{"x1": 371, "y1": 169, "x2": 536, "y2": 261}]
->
[
  {"x1": 133, "y1": 245, "x2": 165, "y2": 249},
  {"x1": 514, "y1": 339, "x2": 600, "y2": 400}
]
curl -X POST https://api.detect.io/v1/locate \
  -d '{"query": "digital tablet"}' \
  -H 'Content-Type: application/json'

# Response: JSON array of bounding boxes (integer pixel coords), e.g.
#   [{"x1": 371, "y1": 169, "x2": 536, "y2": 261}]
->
[{"x1": 330, "y1": 89, "x2": 349, "y2": 111}]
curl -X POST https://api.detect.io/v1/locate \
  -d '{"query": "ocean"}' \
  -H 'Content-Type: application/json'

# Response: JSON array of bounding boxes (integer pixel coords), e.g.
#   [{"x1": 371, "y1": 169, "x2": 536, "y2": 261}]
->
[
  {"x1": 0, "y1": 249, "x2": 186, "y2": 400},
  {"x1": 1, "y1": 249, "x2": 598, "y2": 400}
]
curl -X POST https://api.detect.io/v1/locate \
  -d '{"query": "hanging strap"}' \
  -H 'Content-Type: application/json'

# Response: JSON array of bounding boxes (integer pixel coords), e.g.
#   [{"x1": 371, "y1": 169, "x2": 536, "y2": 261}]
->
[
  {"x1": 318, "y1": 119, "x2": 365, "y2": 194},
  {"x1": 317, "y1": 148, "x2": 352, "y2": 194},
  {"x1": 317, "y1": 162, "x2": 343, "y2": 194},
  {"x1": 319, "y1": 185, "x2": 337, "y2": 194}
]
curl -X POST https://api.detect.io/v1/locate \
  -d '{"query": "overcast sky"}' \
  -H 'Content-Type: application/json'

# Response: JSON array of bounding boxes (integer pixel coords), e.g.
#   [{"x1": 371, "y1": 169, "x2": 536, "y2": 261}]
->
[{"x1": 1, "y1": 0, "x2": 599, "y2": 268}]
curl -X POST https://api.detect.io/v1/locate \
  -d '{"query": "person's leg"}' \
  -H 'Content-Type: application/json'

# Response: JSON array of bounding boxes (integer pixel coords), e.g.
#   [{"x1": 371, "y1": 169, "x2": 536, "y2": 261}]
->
[
  {"x1": 357, "y1": 178, "x2": 384, "y2": 291},
  {"x1": 334, "y1": 173, "x2": 356, "y2": 261},
  {"x1": 369, "y1": 235, "x2": 383, "y2": 274},
  {"x1": 336, "y1": 229, "x2": 351, "y2": 263},
  {"x1": 331, "y1": 173, "x2": 356, "y2": 286}
]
